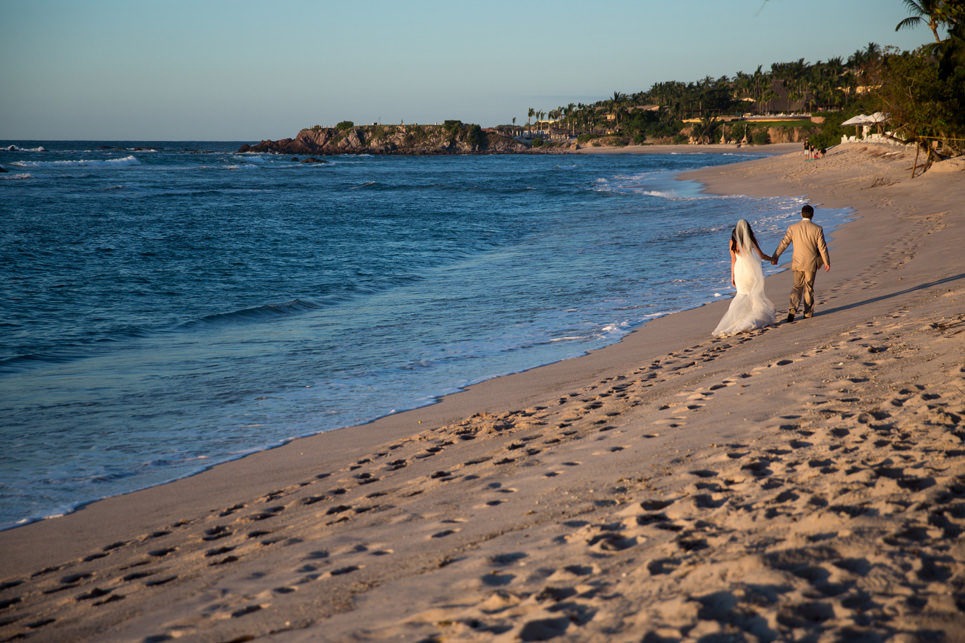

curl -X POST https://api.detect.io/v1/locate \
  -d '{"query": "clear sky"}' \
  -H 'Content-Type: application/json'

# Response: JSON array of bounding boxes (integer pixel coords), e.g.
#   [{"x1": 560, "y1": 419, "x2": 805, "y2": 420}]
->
[{"x1": 0, "y1": 0, "x2": 936, "y2": 141}]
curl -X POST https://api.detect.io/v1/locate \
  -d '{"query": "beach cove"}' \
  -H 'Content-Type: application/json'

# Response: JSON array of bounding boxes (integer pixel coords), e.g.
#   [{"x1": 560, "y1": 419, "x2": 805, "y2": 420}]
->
[
  {"x1": 0, "y1": 144, "x2": 962, "y2": 641},
  {"x1": 1, "y1": 144, "x2": 821, "y2": 529}
]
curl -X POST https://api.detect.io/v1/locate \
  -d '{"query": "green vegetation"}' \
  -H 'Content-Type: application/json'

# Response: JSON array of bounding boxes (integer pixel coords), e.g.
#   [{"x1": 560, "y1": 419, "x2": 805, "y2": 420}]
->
[
  {"x1": 403, "y1": 125, "x2": 429, "y2": 145},
  {"x1": 807, "y1": 112, "x2": 850, "y2": 149},
  {"x1": 466, "y1": 123, "x2": 484, "y2": 148},
  {"x1": 432, "y1": 120, "x2": 486, "y2": 149},
  {"x1": 621, "y1": 110, "x2": 682, "y2": 143},
  {"x1": 750, "y1": 129, "x2": 771, "y2": 145},
  {"x1": 525, "y1": 55, "x2": 871, "y2": 145},
  {"x1": 689, "y1": 118, "x2": 721, "y2": 145},
  {"x1": 296, "y1": 5, "x2": 960, "y2": 163},
  {"x1": 515, "y1": 1, "x2": 963, "y2": 162}
]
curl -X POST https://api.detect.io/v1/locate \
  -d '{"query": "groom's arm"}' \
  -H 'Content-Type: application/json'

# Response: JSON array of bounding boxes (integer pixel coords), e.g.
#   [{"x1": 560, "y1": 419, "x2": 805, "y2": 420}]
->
[
  {"x1": 772, "y1": 229, "x2": 792, "y2": 264},
  {"x1": 817, "y1": 229, "x2": 830, "y2": 271}
]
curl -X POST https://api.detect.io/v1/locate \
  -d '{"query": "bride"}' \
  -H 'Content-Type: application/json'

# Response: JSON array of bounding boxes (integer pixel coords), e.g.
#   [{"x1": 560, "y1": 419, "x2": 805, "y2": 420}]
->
[{"x1": 713, "y1": 219, "x2": 776, "y2": 337}]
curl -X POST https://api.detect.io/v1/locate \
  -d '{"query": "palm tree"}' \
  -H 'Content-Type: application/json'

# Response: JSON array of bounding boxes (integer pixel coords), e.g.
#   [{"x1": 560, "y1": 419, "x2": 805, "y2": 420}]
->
[
  {"x1": 895, "y1": 0, "x2": 945, "y2": 43},
  {"x1": 548, "y1": 109, "x2": 560, "y2": 136},
  {"x1": 733, "y1": 71, "x2": 752, "y2": 106},
  {"x1": 750, "y1": 66, "x2": 770, "y2": 114}
]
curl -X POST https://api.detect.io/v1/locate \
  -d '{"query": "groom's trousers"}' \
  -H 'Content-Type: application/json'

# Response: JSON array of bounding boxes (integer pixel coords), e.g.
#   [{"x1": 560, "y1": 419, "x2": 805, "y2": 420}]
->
[{"x1": 789, "y1": 269, "x2": 817, "y2": 317}]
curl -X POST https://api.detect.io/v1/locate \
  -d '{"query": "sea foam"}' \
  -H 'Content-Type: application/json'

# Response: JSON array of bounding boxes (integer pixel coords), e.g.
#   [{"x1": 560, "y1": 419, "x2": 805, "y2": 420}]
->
[
  {"x1": 12, "y1": 155, "x2": 140, "y2": 168},
  {"x1": 4, "y1": 145, "x2": 46, "y2": 152}
]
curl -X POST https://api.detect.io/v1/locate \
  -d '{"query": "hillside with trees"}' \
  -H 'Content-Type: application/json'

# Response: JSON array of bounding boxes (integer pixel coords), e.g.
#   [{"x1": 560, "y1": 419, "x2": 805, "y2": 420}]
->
[
  {"x1": 246, "y1": 2, "x2": 962, "y2": 171},
  {"x1": 519, "y1": 0, "x2": 963, "y2": 164}
]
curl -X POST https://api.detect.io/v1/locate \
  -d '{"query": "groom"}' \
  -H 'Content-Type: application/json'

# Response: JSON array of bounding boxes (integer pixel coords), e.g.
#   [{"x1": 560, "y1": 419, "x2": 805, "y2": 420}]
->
[{"x1": 771, "y1": 204, "x2": 830, "y2": 322}]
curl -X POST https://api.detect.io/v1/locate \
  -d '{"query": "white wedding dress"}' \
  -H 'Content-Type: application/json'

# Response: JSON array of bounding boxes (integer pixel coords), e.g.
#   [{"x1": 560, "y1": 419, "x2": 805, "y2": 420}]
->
[{"x1": 713, "y1": 225, "x2": 776, "y2": 337}]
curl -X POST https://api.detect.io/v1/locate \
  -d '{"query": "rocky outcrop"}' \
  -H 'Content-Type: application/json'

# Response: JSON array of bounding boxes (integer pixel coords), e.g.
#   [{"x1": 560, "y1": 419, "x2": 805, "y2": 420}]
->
[{"x1": 239, "y1": 122, "x2": 531, "y2": 155}]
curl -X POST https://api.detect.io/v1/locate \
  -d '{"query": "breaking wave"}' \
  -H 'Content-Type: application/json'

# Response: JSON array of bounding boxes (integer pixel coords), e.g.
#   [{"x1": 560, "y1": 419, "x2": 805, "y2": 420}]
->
[
  {"x1": 4, "y1": 145, "x2": 46, "y2": 152},
  {"x1": 12, "y1": 155, "x2": 140, "y2": 168}
]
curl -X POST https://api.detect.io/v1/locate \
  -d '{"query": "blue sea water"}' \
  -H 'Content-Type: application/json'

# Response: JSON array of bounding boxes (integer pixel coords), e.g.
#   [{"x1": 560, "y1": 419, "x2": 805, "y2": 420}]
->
[{"x1": 0, "y1": 142, "x2": 851, "y2": 529}]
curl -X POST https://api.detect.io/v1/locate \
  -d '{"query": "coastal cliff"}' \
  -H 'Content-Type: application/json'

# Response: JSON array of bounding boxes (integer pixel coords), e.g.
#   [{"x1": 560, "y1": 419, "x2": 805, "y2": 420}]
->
[{"x1": 239, "y1": 121, "x2": 531, "y2": 155}]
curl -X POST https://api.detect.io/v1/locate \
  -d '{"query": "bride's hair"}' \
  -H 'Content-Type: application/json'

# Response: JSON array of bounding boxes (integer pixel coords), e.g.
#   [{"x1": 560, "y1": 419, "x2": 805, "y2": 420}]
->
[{"x1": 731, "y1": 219, "x2": 759, "y2": 253}]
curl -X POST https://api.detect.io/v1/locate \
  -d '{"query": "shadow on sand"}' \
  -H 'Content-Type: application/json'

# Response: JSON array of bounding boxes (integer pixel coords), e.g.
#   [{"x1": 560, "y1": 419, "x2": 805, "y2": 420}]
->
[{"x1": 817, "y1": 273, "x2": 964, "y2": 318}]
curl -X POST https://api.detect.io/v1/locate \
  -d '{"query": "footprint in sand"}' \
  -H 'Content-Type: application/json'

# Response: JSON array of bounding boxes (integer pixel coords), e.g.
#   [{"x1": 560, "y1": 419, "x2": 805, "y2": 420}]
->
[
  {"x1": 247, "y1": 505, "x2": 285, "y2": 521},
  {"x1": 646, "y1": 558, "x2": 680, "y2": 575},
  {"x1": 481, "y1": 572, "x2": 515, "y2": 587},
  {"x1": 327, "y1": 565, "x2": 361, "y2": 577},
  {"x1": 204, "y1": 545, "x2": 236, "y2": 558},
  {"x1": 490, "y1": 552, "x2": 527, "y2": 566},
  {"x1": 219, "y1": 503, "x2": 245, "y2": 517},
  {"x1": 431, "y1": 529, "x2": 459, "y2": 539},
  {"x1": 586, "y1": 529, "x2": 638, "y2": 553},
  {"x1": 122, "y1": 570, "x2": 155, "y2": 582},
  {"x1": 148, "y1": 547, "x2": 177, "y2": 558},
  {"x1": 231, "y1": 604, "x2": 263, "y2": 618},
  {"x1": 209, "y1": 555, "x2": 239, "y2": 566}
]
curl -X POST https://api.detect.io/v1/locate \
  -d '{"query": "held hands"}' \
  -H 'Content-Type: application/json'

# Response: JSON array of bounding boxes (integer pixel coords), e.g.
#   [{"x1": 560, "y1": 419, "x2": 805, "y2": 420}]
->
[{"x1": 770, "y1": 258, "x2": 778, "y2": 265}]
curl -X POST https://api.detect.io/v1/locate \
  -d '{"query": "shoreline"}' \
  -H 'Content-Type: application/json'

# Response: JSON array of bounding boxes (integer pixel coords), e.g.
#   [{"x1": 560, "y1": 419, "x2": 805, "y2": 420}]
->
[
  {"x1": 0, "y1": 146, "x2": 812, "y2": 533},
  {"x1": 1, "y1": 142, "x2": 961, "y2": 640},
  {"x1": 573, "y1": 142, "x2": 801, "y2": 155}
]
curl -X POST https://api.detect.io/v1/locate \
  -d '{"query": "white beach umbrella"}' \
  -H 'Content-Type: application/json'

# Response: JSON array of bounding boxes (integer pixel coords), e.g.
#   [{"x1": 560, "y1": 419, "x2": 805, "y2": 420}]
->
[
  {"x1": 868, "y1": 112, "x2": 889, "y2": 133},
  {"x1": 841, "y1": 114, "x2": 870, "y2": 126},
  {"x1": 841, "y1": 114, "x2": 867, "y2": 139}
]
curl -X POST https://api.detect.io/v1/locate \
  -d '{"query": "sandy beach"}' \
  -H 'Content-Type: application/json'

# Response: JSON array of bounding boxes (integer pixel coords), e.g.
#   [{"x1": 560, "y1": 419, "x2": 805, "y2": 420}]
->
[
  {"x1": 1, "y1": 143, "x2": 962, "y2": 641},
  {"x1": 574, "y1": 142, "x2": 803, "y2": 155}
]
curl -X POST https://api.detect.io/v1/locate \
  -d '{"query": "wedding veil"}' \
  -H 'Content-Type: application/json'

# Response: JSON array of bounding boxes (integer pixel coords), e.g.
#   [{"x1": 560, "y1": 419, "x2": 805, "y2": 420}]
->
[{"x1": 734, "y1": 219, "x2": 755, "y2": 255}]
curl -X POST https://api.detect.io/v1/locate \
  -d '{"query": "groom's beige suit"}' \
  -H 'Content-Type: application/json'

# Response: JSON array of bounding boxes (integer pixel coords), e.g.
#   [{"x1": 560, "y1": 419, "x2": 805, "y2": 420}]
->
[{"x1": 773, "y1": 218, "x2": 830, "y2": 318}]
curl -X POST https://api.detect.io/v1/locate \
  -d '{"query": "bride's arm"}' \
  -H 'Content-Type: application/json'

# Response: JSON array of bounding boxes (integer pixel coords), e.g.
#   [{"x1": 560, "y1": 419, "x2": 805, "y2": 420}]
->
[
  {"x1": 729, "y1": 241, "x2": 737, "y2": 287},
  {"x1": 753, "y1": 240, "x2": 773, "y2": 263}
]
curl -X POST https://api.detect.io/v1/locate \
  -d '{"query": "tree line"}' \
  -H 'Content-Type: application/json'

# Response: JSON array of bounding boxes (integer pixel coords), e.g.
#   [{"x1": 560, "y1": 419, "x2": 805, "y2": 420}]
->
[{"x1": 520, "y1": 1, "x2": 963, "y2": 158}]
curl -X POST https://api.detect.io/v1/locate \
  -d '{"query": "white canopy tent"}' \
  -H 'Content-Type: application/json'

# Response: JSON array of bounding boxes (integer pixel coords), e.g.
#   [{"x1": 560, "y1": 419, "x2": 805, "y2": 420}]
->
[
  {"x1": 841, "y1": 114, "x2": 871, "y2": 126},
  {"x1": 841, "y1": 112, "x2": 889, "y2": 139}
]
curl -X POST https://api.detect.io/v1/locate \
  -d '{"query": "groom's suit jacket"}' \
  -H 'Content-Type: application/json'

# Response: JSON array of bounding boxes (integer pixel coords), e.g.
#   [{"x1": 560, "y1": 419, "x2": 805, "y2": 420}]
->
[{"x1": 774, "y1": 219, "x2": 830, "y2": 272}]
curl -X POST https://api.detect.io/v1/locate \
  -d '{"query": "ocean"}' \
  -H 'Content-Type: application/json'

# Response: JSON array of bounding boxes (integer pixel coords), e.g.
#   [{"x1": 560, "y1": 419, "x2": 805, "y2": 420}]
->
[{"x1": 0, "y1": 142, "x2": 851, "y2": 529}]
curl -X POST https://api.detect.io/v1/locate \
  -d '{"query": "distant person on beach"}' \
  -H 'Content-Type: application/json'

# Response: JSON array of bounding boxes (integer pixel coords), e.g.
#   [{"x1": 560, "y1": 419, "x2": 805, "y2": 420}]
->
[
  {"x1": 712, "y1": 220, "x2": 776, "y2": 337},
  {"x1": 771, "y1": 204, "x2": 831, "y2": 322}
]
